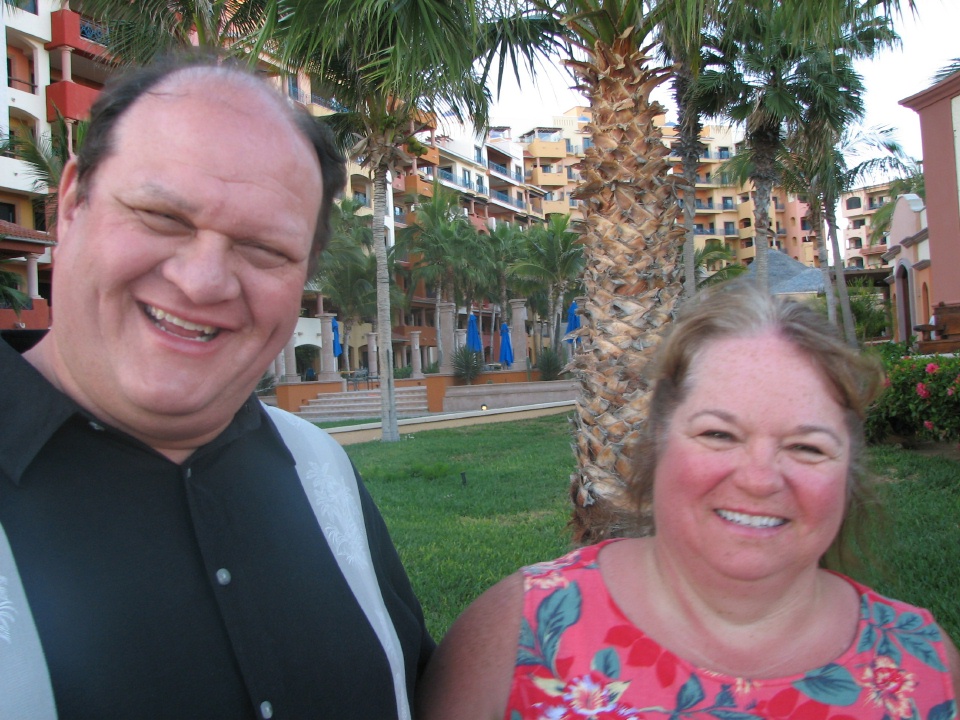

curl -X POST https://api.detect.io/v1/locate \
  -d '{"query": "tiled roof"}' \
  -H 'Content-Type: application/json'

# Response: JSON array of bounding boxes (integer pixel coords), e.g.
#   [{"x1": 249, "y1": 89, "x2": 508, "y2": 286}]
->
[{"x1": 0, "y1": 220, "x2": 55, "y2": 244}]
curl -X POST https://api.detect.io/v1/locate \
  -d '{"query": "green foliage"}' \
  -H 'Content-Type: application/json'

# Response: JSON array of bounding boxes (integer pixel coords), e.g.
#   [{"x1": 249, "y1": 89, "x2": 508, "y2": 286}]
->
[
  {"x1": 347, "y1": 414, "x2": 959, "y2": 642},
  {"x1": 0, "y1": 269, "x2": 29, "y2": 317},
  {"x1": 693, "y1": 240, "x2": 746, "y2": 287},
  {"x1": 866, "y1": 350, "x2": 960, "y2": 444},
  {"x1": 846, "y1": 279, "x2": 890, "y2": 341},
  {"x1": 393, "y1": 365, "x2": 413, "y2": 379},
  {"x1": 423, "y1": 360, "x2": 440, "y2": 374},
  {"x1": 536, "y1": 347, "x2": 564, "y2": 381},
  {"x1": 451, "y1": 345, "x2": 484, "y2": 384}
]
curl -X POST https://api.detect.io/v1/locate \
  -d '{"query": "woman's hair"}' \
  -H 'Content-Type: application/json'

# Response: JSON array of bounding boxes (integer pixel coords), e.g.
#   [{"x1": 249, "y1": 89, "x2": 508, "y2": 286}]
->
[{"x1": 630, "y1": 280, "x2": 884, "y2": 567}]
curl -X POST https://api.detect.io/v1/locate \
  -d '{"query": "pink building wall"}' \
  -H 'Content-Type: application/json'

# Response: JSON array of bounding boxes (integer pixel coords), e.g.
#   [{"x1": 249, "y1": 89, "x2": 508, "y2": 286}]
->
[{"x1": 901, "y1": 74, "x2": 960, "y2": 306}]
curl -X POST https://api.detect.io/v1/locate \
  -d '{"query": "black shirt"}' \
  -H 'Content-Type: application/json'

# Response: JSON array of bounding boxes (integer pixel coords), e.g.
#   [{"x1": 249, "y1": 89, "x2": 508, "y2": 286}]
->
[{"x1": 0, "y1": 337, "x2": 433, "y2": 719}]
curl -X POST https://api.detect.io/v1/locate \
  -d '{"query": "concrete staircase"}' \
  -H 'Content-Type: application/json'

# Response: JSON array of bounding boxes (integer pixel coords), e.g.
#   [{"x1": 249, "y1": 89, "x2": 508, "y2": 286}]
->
[{"x1": 296, "y1": 386, "x2": 429, "y2": 422}]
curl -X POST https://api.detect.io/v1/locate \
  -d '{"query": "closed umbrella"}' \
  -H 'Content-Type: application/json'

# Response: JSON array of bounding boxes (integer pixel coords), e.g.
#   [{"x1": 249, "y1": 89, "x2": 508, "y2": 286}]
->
[
  {"x1": 332, "y1": 317, "x2": 343, "y2": 356},
  {"x1": 499, "y1": 323, "x2": 514, "y2": 367},
  {"x1": 565, "y1": 301, "x2": 581, "y2": 345},
  {"x1": 466, "y1": 314, "x2": 483, "y2": 352}
]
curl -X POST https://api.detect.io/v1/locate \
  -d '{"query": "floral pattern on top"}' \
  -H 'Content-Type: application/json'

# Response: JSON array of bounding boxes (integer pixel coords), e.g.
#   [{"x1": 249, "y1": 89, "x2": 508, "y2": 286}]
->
[{"x1": 506, "y1": 540, "x2": 957, "y2": 720}]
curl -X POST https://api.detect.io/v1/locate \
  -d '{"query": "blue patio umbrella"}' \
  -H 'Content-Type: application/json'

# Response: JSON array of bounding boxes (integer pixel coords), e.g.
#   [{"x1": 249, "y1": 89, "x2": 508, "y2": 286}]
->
[
  {"x1": 498, "y1": 323, "x2": 514, "y2": 367},
  {"x1": 565, "y1": 300, "x2": 581, "y2": 344},
  {"x1": 466, "y1": 314, "x2": 483, "y2": 352},
  {"x1": 332, "y1": 317, "x2": 343, "y2": 356}
]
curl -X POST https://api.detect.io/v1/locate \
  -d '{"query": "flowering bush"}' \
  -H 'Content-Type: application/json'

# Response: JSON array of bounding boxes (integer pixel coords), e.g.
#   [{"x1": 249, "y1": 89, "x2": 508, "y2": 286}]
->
[{"x1": 866, "y1": 347, "x2": 960, "y2": 444}]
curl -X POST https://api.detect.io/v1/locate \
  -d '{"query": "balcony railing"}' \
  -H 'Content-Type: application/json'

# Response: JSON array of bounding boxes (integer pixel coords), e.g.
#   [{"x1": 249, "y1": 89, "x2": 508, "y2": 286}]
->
[
  {"x1": 492, "y1": 189, "x2": 526, "y2": 210},
  {"x1": 7, "y1": 77, "x2": 36, "y2": 93},
  {"x1": 437, "y1": 167, "x2": 477, "y2": 192},
  {"x1": 488, "y1": 160, "x2": 510, "y2": 176},
  {"x1": 80, "y1": 17, "x2": 108, "y2": 45}
]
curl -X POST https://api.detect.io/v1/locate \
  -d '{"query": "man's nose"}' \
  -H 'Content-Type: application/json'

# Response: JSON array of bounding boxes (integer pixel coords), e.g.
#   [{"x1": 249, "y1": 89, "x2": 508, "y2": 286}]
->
[{"x1": 161, "y1": 233, "x2": 241, "y2": 305}]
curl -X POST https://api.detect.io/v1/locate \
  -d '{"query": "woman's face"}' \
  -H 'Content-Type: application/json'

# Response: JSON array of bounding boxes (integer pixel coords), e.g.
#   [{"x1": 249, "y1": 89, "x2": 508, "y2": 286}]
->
[{"x1": 651, "y1": 332, "x2": 851, "y2": 584}]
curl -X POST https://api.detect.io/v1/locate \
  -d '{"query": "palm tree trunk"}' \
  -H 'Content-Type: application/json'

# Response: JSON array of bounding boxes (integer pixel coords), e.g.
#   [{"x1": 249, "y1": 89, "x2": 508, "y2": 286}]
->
[
  {"x1": 372, "y1": 162, "x2": 399, "y2": 441},
  {"x1": 566, "y1": 42, "x2": 684, "y2": 543},
  {"x1": 809, "y1": 203, "x2": 837, "y2": 326},
  {"x1": 825, "y1": 200, "x2": 858, "y2": 347},
  {"x1": 674, "y1": 64, "x2": 701, "y2": 299},
  {"x1": 342, "y1": 319, "x2": 354, "y2": 373}
]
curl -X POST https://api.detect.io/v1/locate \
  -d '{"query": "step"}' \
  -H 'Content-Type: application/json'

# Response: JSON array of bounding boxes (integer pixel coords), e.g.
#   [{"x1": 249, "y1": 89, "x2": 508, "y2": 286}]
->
[{"x1": 296, "y1": 386, "x2": 429, "y2": 422}]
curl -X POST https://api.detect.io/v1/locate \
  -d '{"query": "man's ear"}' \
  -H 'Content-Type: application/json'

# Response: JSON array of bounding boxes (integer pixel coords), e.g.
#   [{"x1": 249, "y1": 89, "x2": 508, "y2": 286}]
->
[{"x1": 57, "y1": 158, "x2": 82, "y2": 240}]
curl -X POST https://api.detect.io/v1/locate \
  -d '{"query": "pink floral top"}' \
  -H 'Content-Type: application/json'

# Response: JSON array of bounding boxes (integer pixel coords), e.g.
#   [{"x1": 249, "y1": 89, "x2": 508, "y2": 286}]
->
[{"x1": 506, "y1": 540, "x2": 956, "y2": 720}]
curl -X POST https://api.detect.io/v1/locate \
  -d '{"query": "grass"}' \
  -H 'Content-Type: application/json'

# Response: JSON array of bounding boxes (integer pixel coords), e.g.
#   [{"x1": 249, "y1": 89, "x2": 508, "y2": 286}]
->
[
  {"x1": 346, "y1": 415, "x2": 960, "y2": 644},
  {"x1": 315, "y1": 418, "x2": 378, "y2": 428}
]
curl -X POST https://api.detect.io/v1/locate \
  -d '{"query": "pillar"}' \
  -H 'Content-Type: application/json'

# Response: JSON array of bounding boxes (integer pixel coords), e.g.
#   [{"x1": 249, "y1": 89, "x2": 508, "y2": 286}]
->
[
  {"x1": 26, "y1": 254, "x2": 40, "y2": 299},
  {"x1": 410, "y1": 330, "x2": 423, "y2": 379},
  {"x1": 273, "y1": 353, "x2": 283, "y2": 379},
  {"x1": 455, "y1": 328, "x2": 466, "y2": 350},
  {"x1": 366, "y1": 332, "x2": 378, "y2": 377},
  {"x1": 510, "y1": 298, "x2": 529, "y2": 367},
  {"x1": 318, "y1": 313, "x2": 339, "y2": 382},
  {"x1": 59, "y1": 47, "x2": 72, "y2": 82},
  {"x1": 281, "y1": 333, "x2": 299, "y2": 383},
  {"x1": 438, "y1": 301, "x2": 456, "y2": 374}
]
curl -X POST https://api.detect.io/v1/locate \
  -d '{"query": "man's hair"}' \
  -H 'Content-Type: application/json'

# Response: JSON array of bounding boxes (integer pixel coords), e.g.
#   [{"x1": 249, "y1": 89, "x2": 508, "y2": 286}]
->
[
  {"x1": 629, "y1": 279, "x2": 884, "y2": 568},
  {"x1": 74, "y1": 53, "x2": 347, "y2": 274}
]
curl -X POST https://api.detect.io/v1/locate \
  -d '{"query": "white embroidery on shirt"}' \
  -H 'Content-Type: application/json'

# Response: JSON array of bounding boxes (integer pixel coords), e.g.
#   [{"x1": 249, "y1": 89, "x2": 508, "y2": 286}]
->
[
  {"x1": 306, "y1": 460, "x2": 372, "y2": 572},
  {"x1": 0, "y1": 576, "x2": 16, "y2": 643}
]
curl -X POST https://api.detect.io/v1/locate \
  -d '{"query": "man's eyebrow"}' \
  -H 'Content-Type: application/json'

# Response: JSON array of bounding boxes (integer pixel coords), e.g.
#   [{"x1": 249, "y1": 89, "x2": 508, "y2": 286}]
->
[{"x1": 129, "y1": 183, "x2": 201, "y2": 215}]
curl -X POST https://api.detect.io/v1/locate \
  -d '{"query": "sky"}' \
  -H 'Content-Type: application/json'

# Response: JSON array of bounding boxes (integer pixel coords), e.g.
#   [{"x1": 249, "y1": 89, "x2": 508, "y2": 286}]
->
[{"x1": 489, "y1": 0, "x2": 960, "y2": 163}]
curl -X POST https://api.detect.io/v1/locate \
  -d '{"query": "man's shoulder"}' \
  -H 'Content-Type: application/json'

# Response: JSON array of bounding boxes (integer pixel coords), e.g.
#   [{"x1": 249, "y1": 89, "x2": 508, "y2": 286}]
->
[{"x1": 260, "y1": 404, "x2": 350, "y2": 465}]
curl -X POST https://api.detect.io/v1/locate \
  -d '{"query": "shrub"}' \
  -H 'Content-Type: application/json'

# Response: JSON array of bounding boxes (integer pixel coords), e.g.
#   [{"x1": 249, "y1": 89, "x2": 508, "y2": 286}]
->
[
  {"x1": 423, "y1": 361, "x2": 440, "y2": 374},
  {"x1": 394, "y1": 365, "x2": 412, "y2": 379},
  {"x1": 536, "y1": 347, "x2": 564, "y2": 381},
  {"x1": 451, "y1": 345, "x2": 484, "y2": 384},
  {"x1": 867, "y1": 348, "x2": 960, "y2": 444}
]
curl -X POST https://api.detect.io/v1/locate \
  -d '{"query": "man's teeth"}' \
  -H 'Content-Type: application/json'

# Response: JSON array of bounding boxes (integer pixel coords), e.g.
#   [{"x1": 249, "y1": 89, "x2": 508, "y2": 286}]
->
[
  {"x1": 145, "y1": 305, "x2": 218, "y2": 340},
  {"x1": 716, "y1": 509, "x2": 786, "y2": 528}
]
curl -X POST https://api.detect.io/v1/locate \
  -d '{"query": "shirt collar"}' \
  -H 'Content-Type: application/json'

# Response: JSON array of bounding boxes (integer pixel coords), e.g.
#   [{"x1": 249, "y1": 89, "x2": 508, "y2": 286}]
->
[
  {"x1": 0, "y1": 336, "x2": 269, "y2": 483},
  {"x1": 0, "y1": 336, "x2": 81, "y2": 484}
]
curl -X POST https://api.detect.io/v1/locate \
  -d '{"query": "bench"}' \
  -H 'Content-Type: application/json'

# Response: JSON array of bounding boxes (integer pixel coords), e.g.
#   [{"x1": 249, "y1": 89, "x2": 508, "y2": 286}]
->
[{"x1": 915, "y1": 302, "x2": 960, "y2": 354}]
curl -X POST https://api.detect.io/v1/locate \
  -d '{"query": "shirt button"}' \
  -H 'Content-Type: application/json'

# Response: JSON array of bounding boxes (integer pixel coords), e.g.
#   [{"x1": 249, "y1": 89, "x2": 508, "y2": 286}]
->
[
  {"x1": 184, "y1": 467, "x2": 192, "y2": 479},
  {"x1": 260, "y1": 700, "x2": 274, "y2": 719},
  {"x1": 215, "y1": 568, "x2": 232, "y2": 586},
  {"x1": 88, "y1": 421, "x2": 104, "y2": 431}
]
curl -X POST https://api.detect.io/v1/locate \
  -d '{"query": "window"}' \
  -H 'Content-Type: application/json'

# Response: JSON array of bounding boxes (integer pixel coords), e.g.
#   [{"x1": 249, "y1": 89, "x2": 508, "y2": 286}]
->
[
  {"x1": 852, "y1": 219, "x2": 866, "y2": 229},
  {"x1": 801, "y1": 218, "x2": 811, "y2": 231},
  {"x1": 722, "y1": 196, "x2": 734, "y2": 210},
  {"x1": 0, "y1": 202, "x2": 16, "y2": 223},
  {"x1": 724, "y1": 221, "x2": 736, "y2": 235},
  {"x1": 850, "y1": 237, "x2": 863, "y2": 249},
  {"x1": 475, "y1": 146, "x2": 483, "y2": 164},
  {"x1": 718, "y1": 147, "x2": 731, "y2": 159},
  {"x1": 740, "y1": 217, "x2": 752, "y2": 228},
  {"x1": 845, "y1": 197, "x2": 862, "y2": 210},
  {"x1": 541, "y1": 164, "x2": 552, "y2": 173}
]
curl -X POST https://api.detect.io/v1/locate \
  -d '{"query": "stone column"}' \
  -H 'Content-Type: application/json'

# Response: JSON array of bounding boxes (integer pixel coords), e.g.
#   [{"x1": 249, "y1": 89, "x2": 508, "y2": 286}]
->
[
  {"x1": 26, "y1": 254, "x2": 40, "y2": 299},
  {"x1": 510, "y1": 298, "x2": 528, "y2": 367},
  {"x1": 318, "y1": 313, "x2": 339, "y2": 382},
  {"x1": 438, "y1": 301, "x2": 456, "y2": 374},
  {"x1": 59, "y1": 47, "x2": 72, "y2": 82},
  {"x1": 455, "y1": 328, "x2": 466, "y2": 350},
  {"x1": 281, "y1": 333, "x2": 299, "y2": 383},
  {"x1": 409, "y1": 331, "x2": 423, "y2": 378},
  {"x1": 366, "y1": 332, "x2": 378, "y2": 377},
  {"x1": 273, "y1": 353, "x2": 283, "y2": 379}
]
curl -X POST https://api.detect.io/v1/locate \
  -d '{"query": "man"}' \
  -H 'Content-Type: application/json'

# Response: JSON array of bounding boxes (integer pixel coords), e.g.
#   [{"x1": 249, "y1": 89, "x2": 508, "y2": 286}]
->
[{"x1": 0, "y1": 57, "x2": 432, "y2": 719}]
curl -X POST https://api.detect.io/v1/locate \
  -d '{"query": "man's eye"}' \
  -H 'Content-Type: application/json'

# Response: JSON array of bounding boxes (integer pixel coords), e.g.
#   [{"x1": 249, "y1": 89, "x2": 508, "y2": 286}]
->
[
  {"x1": 136, "y1": 209, "x2": 190, "y2": 233},
  {"x1": 237, "y1": 243, "x2": 289, "y2": 269}
]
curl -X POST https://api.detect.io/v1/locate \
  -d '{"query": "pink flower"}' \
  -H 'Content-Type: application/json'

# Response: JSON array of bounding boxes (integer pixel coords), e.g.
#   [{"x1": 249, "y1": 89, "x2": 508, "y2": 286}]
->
[
  {"x1": 562, "y1": 674, "x2": 619, "y2": 716},
  {"x1": 916, "y1": 382, "x2": 931, "y2": 399},
  {"x1": 882, "y1": 377, "x2": 892, "y2": 388},
  {"x1": 949, "y1": 388, "x2": 955, "y2": 397},
  {"x1": 857, "y1": 657, "x2": 917, "y2": 718},
  {"x1": 925, "y1": 363, "x2": 940, "y2": 374},
  {"x1": 924, "y1": 420, "x2": 935, "y2": 431}
]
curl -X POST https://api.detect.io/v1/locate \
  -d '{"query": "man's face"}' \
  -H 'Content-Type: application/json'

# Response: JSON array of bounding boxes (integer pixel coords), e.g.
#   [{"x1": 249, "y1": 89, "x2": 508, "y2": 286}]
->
[{"x1": 48, "y1": 76, "x2": 323, "y2": 449}]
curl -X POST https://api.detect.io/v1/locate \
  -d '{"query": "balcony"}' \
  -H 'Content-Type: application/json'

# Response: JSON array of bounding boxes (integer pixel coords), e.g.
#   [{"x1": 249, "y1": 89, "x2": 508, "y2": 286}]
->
[
  {"x1": 694, "y1": 200, "x2": 720, "y2": 213},
  {"x1": 860, "y1": 244, "x2": 888, "y2": 257},
  {"x1": 403, "y1": 173, "x2": 434, "y2": 198},
  {"x1": 46, "y1": 80, "x2": 100, "y2": 122},
  {"x1": 48, "y1": 10, "x2": 108, "y2": 58},
  {"x1": 542, "y1": 198, "x2": 568, "y2": 215},
  {"x1": 404, "y1": 142, "x2": 439, "y2": 166},
  {"x1": 492, "y1": 189, "x2": 526, "y2": 210},
  {"x1": 525, "y1": 138, "x2": 566, "y2": 159},
  {"x1": 529, "y1": 167, "x2": 566, "y2": 186},
  {"x1": 437, "y1": 167, "x2": 476, "y2": 192}
]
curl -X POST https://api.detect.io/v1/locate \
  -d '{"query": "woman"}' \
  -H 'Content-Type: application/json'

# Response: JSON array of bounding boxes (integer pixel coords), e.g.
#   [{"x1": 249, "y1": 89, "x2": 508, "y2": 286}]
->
[{"x1": 419, "y1": 282, "x2": 959, "y2": 719}]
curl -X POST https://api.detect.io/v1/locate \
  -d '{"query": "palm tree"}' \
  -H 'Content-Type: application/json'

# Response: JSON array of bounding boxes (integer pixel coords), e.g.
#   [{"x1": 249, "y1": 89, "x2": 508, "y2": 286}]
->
[
  {"x1": 0, "y1": 269, "x2": 30, "y2": 318},
  {"x1": 399, "y1": 183, "x2": 479, "y2": 365},
  {"x1": 868, "y1": 161, "x2": 924, "y2": 245},
  {"x1": 269, "y1": 5, "x2": 488, "y2": 443},
  {"x1": 693, "y1": 240, "x2": 746, "y2": 288},
  {"x1": 933, "y1": 58, "x2": 960, "y2": 84},
  {"x1": 509, "y1": 214, "x2": 583, "y2": 350},
  {"x1": 69, "y1": 0, "x2": 271, "y2": 64},
  {"x1": 1, "y1": 114, "x2": 86, "y2": 228},
  {"x1": 483, "y1": 221, "x2": 527, "y2": 325},
  {"x1": 311, "y1": 198, "x2": 377, "y2": 373},
  {"x1": 696, "y1": 3, "x2": 894, "y2": 292}
]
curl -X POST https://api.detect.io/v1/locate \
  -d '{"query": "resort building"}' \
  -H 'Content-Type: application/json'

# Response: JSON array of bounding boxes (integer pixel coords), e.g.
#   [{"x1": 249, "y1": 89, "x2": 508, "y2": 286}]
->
[{"x1": 839, "y1": 182, "x2": 893, "y2": 269}]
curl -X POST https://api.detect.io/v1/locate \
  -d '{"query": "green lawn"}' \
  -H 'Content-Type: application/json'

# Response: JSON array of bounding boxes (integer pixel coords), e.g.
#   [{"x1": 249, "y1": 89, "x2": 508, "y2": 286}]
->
[{"x1": 346, "y1": 414, "x2": 960, "y2": 644}]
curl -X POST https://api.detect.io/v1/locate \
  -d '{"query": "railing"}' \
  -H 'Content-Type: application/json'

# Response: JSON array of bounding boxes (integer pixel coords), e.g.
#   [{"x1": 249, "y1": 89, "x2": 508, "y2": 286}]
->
[
  {"x1": 694, "y1": 228, "x2": 716, "y2": 236},
  {"x1": 80, "y1": 17, "x2": 109, "y2": 45},
  {"x1": 288, "y1": 86, "x2": 306, "y2": 104},
  {"x1": 488, "y1": 160, "x2": 510, "y2": 176},
  {"x1": 514, "y1": 169, "x2": 524, "y2": 182},
  {"x1": 7, "y1": 77, "x2": 36, "y2": 93},
  {"x1": 492, "y1": 189, "x2": 527, "y2": 210},
  {"x1": 476, "y1": 183, "x2": 487, "y2": 195},
  {"x1": 695, "y1": 201, "x2": 715, "y2": 210},
  {"x1": 437, "y1": 167, "x2": 475, "y2": 191},
  {"x1": 310, "y1": 94, "x2": 348, "y2": 112},
  {"x1": 722, "y1": 201, "x2": 735, "y2": 210}
]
